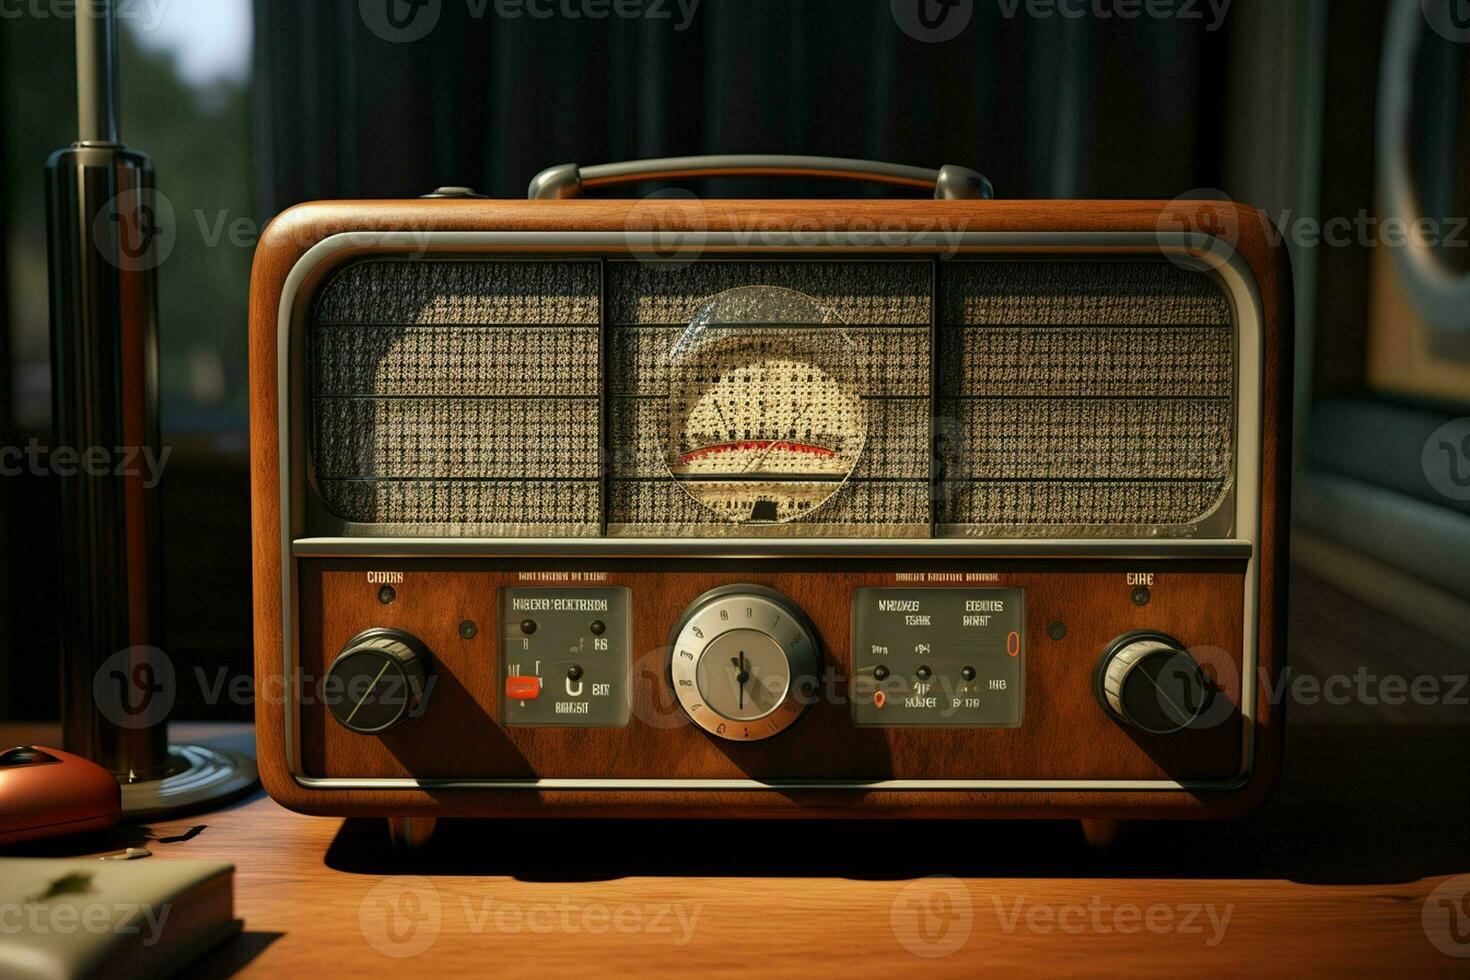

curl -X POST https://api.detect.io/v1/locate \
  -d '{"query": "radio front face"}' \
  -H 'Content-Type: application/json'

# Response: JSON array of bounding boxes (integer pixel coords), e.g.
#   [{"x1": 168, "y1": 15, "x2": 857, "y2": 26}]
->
[
  {"x1": 295, "y1": 558, "x2": 1245, "y2": 787},
  {"x1": 257, "y1": 217, "x2": 1282, "y2": 816}
]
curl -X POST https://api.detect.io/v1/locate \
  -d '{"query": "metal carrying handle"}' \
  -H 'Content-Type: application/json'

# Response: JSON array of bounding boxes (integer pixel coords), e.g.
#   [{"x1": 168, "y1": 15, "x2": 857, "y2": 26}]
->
[{"x1": 527, "y1": 155, "x2": 993, "y2": 200}]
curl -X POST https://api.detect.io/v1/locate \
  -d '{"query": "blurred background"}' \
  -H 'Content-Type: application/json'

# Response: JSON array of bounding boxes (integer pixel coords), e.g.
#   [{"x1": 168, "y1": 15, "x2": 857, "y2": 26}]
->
[{"x1": 0, "y1": 0, "x2": 1466, "y2": 719}]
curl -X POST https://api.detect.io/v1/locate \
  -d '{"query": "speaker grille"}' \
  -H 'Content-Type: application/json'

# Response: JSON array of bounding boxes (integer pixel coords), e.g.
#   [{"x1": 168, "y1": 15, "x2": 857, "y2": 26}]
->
[
  {"x1": 310, "y1": 259, "x2": 603, "y2": 534},
  {"x1": 936, "y1": 261, "x2": 1234, "y2": 534},
  {"x1": 305, "y1": 255, "x2": 1235, "y2": 538}
]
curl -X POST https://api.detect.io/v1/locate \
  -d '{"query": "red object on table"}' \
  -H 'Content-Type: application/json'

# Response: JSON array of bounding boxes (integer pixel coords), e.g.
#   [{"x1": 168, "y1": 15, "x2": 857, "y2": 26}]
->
[{"x1": 0, "y1": 745, "x2": 121, "y2": 844}]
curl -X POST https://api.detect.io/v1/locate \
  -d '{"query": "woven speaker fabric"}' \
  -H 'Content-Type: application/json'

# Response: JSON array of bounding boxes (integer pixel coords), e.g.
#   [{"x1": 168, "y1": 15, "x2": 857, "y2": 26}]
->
[
  {"x1": 305, "y1": 255, "x2": 1235, "y2": 538},
  {"x1": 937, "y1": 260, "x2": 1235, "y2": 534},
  {"x1": 310, "y1": 258, "x2": 602, "y2": 534}
]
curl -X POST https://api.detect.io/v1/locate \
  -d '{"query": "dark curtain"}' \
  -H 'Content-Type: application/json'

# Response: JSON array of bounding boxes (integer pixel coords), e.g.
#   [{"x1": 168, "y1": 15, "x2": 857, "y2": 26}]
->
[
  {"x1": 0, "y1": 167, "x2": 10, "y2": 718},
  {"x1": 252, "y1": 0, "x2": 1226, "y2": 209}
]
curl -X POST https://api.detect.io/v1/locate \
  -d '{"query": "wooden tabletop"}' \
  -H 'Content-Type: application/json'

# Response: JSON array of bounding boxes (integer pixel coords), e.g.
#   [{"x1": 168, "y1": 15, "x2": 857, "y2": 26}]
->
[
  {"x1": 4, "y1": 576, "x2": 1469, "y2": 976},
  {"x1": 1, "y1": 716, "x2": 1465, "y2": 978}
]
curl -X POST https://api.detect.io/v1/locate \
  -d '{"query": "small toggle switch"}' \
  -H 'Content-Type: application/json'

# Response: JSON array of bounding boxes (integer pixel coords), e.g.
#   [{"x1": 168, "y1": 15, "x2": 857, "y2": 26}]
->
[{"x1": 505, "y1": 675, "x2": 541, "y2": 700}]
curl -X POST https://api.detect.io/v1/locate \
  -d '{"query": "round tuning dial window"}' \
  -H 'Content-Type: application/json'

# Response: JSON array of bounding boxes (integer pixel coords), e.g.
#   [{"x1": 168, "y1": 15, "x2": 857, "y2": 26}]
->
[
  {"x1": 1095, "y1": 632, "x2": 1213, "y2": 736},
  {"x1": 669, "y1": 585, "x2": 822, "y2": 741},
  {"x1": 325, "y1": 628, "x2": 431, "y2": 734},
  {"x1": 663, "y1": 286, "x2": 867, "y2": 526}
]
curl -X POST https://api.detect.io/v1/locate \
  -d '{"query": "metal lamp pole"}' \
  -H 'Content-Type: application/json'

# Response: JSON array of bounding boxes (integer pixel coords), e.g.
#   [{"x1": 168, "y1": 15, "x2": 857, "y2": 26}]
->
[{"x1": 45, "y1": 0, "x2": 255, "y2": 816}]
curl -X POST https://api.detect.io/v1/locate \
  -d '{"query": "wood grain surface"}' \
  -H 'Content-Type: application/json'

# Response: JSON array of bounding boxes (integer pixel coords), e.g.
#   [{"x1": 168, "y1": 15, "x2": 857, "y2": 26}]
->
[
  {"x1": 4, "y1": 687, "x2": 1467, "y2": 980},
  {"x1": 297, "y1": 559, "x2": 1245, "y2": 784},
  {"x1": 249, "y1": 199, "x2": 1292, "y2": 819}
]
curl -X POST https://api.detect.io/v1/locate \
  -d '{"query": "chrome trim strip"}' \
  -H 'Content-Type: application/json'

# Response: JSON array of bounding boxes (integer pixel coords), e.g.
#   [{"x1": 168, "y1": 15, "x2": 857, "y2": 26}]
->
[
  {"x1": 1212, "y1": 246, "x2": 1263, "y2": 792},
  {"x1": 276, "y1": 228, "x2": 1264, "y2": 795},
  {"x1": 292, "y1": 537, "x2": 1254, "y2": 559},
  {"x1": 289, "y1": 775, "x2": 1242, "y2": 792}
]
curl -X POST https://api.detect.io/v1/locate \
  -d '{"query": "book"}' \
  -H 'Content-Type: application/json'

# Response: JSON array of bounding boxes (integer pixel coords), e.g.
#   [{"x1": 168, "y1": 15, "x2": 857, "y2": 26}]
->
[{"x1": 0, "y1": 858, "x2": 240, "y2": 979}]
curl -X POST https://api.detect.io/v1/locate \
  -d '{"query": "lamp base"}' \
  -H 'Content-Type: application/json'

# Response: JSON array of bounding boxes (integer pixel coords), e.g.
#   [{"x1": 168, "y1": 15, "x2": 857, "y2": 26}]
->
[{"x1": 119, "y1": 743, "x2": 258, "y2": 821}]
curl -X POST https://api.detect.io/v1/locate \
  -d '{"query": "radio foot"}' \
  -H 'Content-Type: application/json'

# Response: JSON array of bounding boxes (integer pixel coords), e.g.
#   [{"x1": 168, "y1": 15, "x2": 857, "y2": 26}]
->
[
  {"x1": 1080, "y1": 818, "x2": 1126, "y2": 850},
  {"x1": 386, "y1": 817, "x2": 437, "y2": 851}
]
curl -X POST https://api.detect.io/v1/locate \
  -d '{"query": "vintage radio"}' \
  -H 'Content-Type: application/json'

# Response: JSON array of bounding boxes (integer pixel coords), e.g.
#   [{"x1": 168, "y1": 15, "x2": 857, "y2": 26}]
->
[{"x1": 249, "y1": 156, "x2": 1290, "y2": 845}]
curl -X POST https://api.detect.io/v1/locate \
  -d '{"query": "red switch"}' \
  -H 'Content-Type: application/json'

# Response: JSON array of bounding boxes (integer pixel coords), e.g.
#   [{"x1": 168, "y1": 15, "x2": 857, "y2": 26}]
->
[{"x1": 505, "y1": 675, "x2": 541, "y2": 700}]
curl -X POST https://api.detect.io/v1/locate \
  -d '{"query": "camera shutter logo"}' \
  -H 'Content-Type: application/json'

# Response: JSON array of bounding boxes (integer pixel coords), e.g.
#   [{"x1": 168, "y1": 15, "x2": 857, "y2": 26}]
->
[
  {"x1": 1157, "y1": 188, "x2": 1242, "y2": 271},
  {"x1": 890, "y1": 876, "x2": 973, "y2": 957},
  {"x1": 1423, "y1": 0, "x2": 1470, "y2": 43},
  {"x1": 623, "y1": 188, "x2": 708, "y2": 271},
  {"x1": 361, "y1": 0, "x2": 442, "y2": 43},
  {"x1": 891, "y1": 0, "x2": 973, "y2": 43},
  {"x1": 93, "y1": 646, "x2": 175, "y2": 730},
  {"x1": 360, "y1": 876, "x2": 442, "y2": 958},
  {"x1": 1424, "y1": 875, "x2": 1470, "y2": 957},
  {"x1": 1424, "y1": 418, "x2": 1470, "y2": 502},
  {"x1": 93, "y1": 187, "x2": 176, "y2": 273}
]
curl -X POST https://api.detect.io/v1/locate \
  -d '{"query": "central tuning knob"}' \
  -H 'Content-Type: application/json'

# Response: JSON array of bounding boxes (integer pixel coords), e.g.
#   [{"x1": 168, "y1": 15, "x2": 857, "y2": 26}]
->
[
  {"x1": 669, "y1": 585, "x2": 822, "y2": 741},
  {"x1": 1095, "y1": 632, "x2": 1213, "y2": 735}
]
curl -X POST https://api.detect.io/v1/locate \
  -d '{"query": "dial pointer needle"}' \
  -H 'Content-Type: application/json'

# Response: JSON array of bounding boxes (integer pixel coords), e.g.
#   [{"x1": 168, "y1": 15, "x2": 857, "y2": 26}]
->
[{"x1": 731, "y1": 651, "x2": 750, "y2": 710}]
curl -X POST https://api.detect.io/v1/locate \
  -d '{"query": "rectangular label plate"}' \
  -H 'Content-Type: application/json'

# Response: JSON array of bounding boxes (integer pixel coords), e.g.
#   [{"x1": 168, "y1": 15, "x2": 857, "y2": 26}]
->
[
  {"x1": 850, "y1": 587, "x2": 1025, "y2": 728},
  {"x1": 501, "y1": 587, "x2": 632, "y2": 727}
]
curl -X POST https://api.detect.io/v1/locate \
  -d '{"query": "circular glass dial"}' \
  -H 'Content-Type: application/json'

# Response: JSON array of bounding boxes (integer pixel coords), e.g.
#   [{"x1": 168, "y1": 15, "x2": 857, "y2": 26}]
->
[
  {"x1": 665, "y1": 286, "x2": 866, "y2": 525},
  {"x1": 670, "y1": 586, "x2": 821, "y2": 741}
]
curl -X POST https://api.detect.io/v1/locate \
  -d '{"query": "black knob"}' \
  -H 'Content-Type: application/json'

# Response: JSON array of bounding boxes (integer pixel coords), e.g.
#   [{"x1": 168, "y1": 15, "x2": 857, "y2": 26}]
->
[
  {"x1": 1095, "y1": 632, "x2": 1212, "y2": 735},
  {"x1": 325, "y1": 628, "x2": 430, "y2": 734}
]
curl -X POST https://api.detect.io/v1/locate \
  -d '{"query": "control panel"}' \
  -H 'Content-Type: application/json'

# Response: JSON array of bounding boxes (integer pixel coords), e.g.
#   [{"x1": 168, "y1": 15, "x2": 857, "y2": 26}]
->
[
  {"x1": 302, "y1": 562, "x2": 1247, "y2": 790},
  {"x1": 500, "y1": 587, "x2": 632, "y2": 727},
  {"x1": 850, "y1": 588, "x2": 1025, "y2": 727}
]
